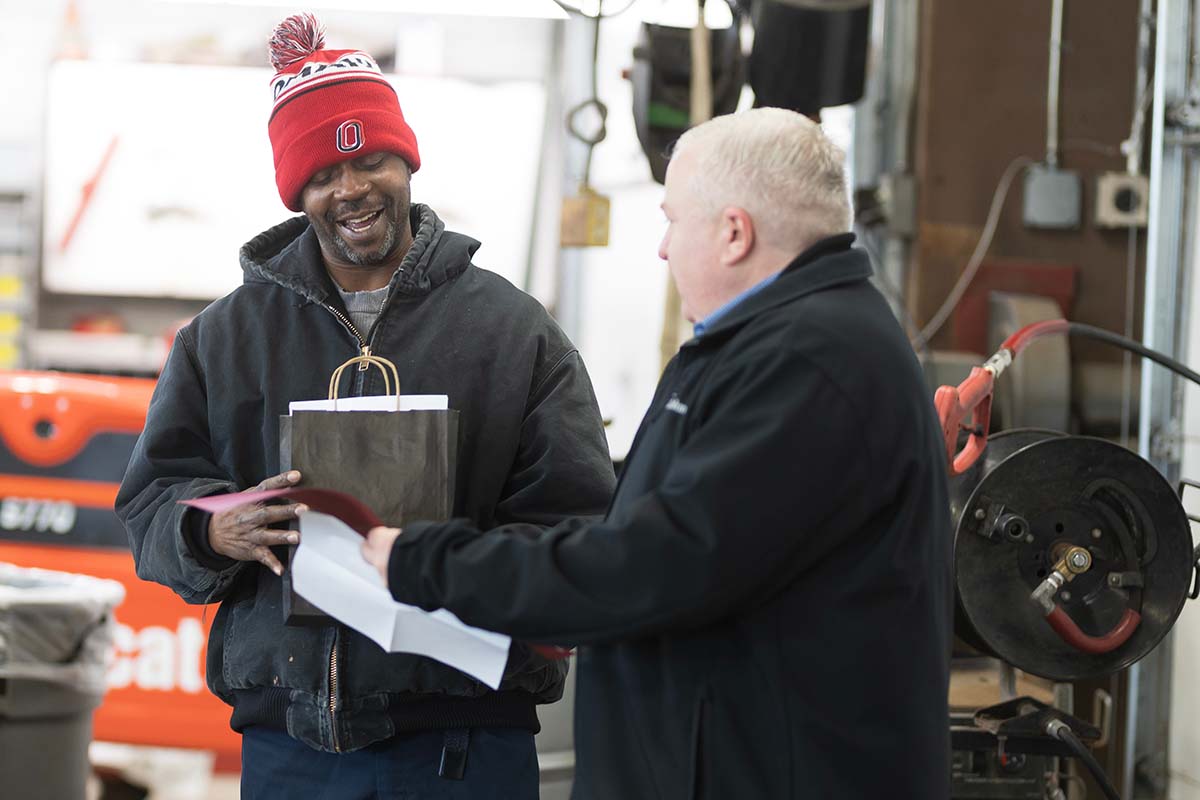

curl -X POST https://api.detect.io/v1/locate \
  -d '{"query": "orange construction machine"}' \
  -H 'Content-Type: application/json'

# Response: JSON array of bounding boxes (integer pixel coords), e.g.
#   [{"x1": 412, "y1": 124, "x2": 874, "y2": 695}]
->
[{"x1": 0, "y1": 370, "x2": 239, "y2": 767}]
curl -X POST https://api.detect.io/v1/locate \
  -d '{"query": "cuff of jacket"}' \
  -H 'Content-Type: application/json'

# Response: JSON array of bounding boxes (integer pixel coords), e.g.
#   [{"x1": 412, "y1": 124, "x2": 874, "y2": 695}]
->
[
  {"x1": 182, "y1": 507, "x2": 238, "y2": 571},
  {"x1": 386, "y1": 519, "x2": 452, "y2": 610}
]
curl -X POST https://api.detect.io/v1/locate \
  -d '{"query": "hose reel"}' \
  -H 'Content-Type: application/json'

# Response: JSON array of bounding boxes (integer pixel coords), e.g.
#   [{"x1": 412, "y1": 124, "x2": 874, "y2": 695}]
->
[{"x1": 950, "y1": 429, "x2": 1195, "y2": 681}]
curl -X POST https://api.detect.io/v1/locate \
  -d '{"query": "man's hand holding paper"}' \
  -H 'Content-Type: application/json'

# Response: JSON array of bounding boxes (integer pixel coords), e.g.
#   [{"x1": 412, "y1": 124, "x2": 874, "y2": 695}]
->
[
  {"x1": 361, "y1": 525, "x2": 402, "y2": 581},
  {"x1": 206, "y1": 469, "x2": 307, "y2": 575},
  {"x1": 183, "y1": 487, "x2": 512, "y2": 689}
]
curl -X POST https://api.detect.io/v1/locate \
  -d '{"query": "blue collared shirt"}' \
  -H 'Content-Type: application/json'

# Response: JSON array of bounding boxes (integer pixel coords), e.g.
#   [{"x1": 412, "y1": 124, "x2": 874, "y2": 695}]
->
[{"x1": 692, "y1": 272, "x2": 781, "y2": 337}]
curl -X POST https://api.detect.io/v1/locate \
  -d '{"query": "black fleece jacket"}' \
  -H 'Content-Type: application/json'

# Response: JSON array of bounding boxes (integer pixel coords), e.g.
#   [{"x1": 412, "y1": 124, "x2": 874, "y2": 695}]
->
[
  {"x1": 387, "y1": 235, "x2": 954, "y2": 799},
  {"x1": 116, "y1": 205, "x2": 615, "y2": 753}
]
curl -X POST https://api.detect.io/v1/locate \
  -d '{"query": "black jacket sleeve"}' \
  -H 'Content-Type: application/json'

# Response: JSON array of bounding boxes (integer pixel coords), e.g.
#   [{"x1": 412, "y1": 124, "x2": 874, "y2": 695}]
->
[
  {"x1": 115, "y1": 329, "x2": 245, "y2": 604},
  {"x1": 387, "y1": 346, "x2": 872, "y2": 644},
  {"x1": 493, "y1": 349, "x2": 615, "y2": 527}
]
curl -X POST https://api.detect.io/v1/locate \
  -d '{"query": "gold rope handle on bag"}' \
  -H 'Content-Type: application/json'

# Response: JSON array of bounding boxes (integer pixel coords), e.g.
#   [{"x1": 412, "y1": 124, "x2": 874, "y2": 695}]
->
[{"x1": 327, "y1": 353, "x2": 402, "y2": 411}]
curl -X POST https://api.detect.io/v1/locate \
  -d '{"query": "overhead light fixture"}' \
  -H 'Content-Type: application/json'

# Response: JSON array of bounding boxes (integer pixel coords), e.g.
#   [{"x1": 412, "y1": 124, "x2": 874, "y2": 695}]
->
[{"x1": 155, "y1": 0, "x2": 569, "y2": 20}]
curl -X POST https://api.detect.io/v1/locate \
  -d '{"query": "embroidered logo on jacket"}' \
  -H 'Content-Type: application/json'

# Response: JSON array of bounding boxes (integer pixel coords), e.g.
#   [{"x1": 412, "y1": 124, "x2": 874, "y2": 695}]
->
[{"x1": 665, "y1": 395, "x2": 689, "y2": 415}]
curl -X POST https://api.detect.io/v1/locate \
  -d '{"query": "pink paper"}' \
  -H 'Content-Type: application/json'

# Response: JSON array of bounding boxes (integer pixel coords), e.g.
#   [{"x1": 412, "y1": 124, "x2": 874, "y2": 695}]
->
[{"x1": 181, "y1": 487, "x2": 384, "y2": 536}]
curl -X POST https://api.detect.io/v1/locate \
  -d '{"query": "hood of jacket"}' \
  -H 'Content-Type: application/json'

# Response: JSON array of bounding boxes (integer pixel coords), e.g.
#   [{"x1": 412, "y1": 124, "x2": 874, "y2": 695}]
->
[{"x1": 238, "y1": 203, "x2": 481, "y2": 305}]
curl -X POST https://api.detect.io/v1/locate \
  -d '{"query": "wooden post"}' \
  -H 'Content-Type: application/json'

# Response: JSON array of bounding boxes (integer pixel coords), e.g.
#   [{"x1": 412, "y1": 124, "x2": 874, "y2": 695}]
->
[{"x1": 659, "y1": 0, "x2": 713, "y2": 371}]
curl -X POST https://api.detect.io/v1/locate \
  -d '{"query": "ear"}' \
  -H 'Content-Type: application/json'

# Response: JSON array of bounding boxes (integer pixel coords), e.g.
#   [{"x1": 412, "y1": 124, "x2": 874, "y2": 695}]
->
[{"x1": 719, "y1": 206, "x2": 755, "y2": 267}]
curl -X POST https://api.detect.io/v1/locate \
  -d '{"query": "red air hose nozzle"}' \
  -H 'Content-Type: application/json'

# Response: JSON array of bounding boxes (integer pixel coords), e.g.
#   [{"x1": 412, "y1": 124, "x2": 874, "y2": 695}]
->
[{"x1": 935, "y1": 318, "x2": 1071, "y2": 475}]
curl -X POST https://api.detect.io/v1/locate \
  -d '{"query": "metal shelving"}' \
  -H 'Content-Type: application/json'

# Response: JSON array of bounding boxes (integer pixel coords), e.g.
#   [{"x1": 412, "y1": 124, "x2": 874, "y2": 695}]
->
[{"x1": 0, "y1": 188, "x2": 37, "y2": 371}]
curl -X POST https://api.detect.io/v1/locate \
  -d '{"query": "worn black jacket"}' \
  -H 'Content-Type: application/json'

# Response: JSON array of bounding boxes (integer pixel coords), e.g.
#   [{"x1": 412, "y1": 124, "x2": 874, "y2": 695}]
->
[
  {"x1": 116, "y1": 205, "x2": 615, "y2": 753},
  {"x1": 388, "y1": 235, "x2": 953, "y2": 798}
]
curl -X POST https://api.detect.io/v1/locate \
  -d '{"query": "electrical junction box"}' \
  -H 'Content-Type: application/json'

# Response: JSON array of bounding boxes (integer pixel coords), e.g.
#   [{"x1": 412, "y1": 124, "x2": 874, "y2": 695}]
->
[
  {"x1": 1094, "y1": 171, "x2": 1150, "y2": 228},
  {"x1": 1022, "y1": 164, "x2": 1082, "y2": 229}
]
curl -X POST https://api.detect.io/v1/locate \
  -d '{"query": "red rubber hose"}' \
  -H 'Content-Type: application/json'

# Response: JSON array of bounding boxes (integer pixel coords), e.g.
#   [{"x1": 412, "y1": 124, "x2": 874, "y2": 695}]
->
[
  {"x1": 1045, "y1": 606, "x2": 1141, "y2": 654},
  {"x1": 1000, "y1": 318, "x2": 1070, "y2": 356}
]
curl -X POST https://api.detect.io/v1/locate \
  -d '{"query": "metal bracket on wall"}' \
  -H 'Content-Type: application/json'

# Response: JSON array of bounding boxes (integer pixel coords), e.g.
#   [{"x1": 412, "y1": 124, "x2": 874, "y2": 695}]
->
[
  {"x1": 1149, "y1": 418, "x2": 1184, "y2": 465},
  {"x1": 1166, "y1": 97, "x2": 1200, "y2": 130},
  {"x1": 1163, "y1": 95, "x2": 1200, "y2": 146}
]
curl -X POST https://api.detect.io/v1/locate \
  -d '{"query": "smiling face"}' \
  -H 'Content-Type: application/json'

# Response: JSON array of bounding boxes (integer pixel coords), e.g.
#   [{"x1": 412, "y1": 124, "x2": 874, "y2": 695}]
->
[{"x1": 300, "y1": 151, "x2": 414, "y2": 288}]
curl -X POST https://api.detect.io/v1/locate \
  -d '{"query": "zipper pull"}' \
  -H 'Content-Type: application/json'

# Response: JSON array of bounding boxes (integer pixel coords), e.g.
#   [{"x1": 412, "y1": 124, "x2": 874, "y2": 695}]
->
[{"x1": 358, "y1": 345, "x2": 371, "y2": 371}]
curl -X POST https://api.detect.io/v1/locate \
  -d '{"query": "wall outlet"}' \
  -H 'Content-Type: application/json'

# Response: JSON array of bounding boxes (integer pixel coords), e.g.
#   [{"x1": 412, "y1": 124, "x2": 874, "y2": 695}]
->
[{"x1": 1094, "y1": 172, "x2": 1149, "y2": 228}]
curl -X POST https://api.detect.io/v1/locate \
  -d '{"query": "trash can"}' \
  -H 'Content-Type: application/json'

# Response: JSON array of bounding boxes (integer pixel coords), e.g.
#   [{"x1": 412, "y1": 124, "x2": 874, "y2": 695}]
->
[{"x1": 0, "y1": 562, "x2": 125, "y2": 799}]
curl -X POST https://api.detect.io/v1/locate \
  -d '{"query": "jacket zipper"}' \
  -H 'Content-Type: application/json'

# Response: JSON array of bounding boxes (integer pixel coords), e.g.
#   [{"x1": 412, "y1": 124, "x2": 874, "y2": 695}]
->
[
  {"x1": 323, "y1": 303, "x2": 372, "y2": 366},
  {"x1": 329, "y1": 632, "x2": 341, "y2": 752},
  {"x1": 320, "y1": 301, "x2": 365, "y2": 754},
  {"x1": 323, "y1": 298, "x2": 395, "y2": 376},
  {"x1": 319, "y1": 294, "x2": 395, "y2": 752}
]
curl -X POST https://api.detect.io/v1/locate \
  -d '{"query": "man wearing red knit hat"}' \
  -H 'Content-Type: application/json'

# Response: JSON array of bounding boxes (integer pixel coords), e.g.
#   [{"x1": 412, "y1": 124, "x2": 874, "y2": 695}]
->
[{"x1": 117, "y1": 13, "x2": 615, "y2": 798}]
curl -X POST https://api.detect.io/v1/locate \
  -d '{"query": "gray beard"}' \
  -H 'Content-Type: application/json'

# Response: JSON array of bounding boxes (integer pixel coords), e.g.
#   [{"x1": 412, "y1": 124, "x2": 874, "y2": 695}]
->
[{"x1": 331, "y1": 216, "x2": 398, "y2": 266}]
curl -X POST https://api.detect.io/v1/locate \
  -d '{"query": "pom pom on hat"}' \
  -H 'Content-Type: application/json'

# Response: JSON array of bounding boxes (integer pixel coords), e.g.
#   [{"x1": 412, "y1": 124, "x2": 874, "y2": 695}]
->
[{"x1": 269, "y1": 13, "x2": 325, "y2": 71}]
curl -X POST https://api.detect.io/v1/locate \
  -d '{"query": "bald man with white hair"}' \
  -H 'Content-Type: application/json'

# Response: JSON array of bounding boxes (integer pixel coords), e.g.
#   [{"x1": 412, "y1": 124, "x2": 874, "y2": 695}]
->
[{"x1": 364, "y1": 108, "x2": 953, "y2": 799}]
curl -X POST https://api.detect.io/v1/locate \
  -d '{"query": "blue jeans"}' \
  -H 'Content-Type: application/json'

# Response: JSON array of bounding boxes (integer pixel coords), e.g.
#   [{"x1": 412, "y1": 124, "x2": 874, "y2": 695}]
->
[{"x1": 240, "y1": 726, "x2": 540, "y2": 799}]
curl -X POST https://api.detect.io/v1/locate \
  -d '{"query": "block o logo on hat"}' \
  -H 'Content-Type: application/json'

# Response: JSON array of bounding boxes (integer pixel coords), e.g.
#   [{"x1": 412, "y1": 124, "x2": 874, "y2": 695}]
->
[
  {"x1": 266, "y1": 14, "x2": 420, "y2": 211},
  {"x1": 336, "y1": 120, "x2": 364, "y2": 153}
]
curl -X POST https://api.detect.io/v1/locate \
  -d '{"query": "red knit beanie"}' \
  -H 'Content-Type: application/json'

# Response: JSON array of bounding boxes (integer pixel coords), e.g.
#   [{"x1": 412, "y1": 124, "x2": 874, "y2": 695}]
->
[{"x1": 267, "y1": 14, "x2": 421, "y2": 212}]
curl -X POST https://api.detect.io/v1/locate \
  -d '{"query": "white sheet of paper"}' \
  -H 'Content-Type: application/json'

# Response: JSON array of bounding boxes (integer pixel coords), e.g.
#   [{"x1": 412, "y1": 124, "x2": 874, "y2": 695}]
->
[
  {"x1": 290, "y1": 511, "x2": 511, "y2": 689},
  {"x1": 289, "y1": 395, "x2": 449, "y2": 414}
]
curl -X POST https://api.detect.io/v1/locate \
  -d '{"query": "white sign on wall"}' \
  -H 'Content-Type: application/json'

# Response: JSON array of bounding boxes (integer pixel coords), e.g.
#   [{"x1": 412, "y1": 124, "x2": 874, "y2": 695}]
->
[{"x1": 43, "y1": 60, "x2": 545, "y2": 299}]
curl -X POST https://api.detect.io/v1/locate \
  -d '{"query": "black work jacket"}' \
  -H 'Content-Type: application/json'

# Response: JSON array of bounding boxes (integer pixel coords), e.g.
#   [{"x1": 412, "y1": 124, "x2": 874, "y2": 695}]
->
[
  {"x1": 389, "y1": 235, "x2": 953, "y2": 798},
  {"x1": 116, "y1": 205, "x2": 616, "y2": 753}
]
